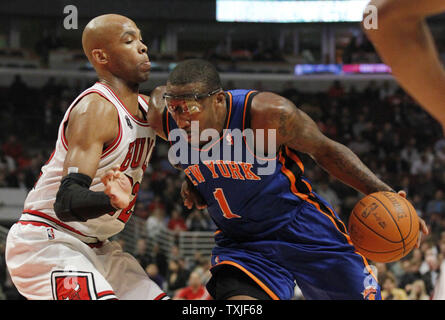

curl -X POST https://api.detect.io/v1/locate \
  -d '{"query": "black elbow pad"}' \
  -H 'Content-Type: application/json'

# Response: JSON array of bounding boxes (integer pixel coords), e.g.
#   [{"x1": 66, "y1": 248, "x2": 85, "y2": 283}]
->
[{"x1": 54, "y1": 172, "x2": 116, "y2": 222}]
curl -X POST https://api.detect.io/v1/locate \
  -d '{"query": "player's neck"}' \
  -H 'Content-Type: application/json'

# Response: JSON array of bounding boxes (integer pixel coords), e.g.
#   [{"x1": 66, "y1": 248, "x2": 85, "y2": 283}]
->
[
  {"x1": 216, "y1": 99, "x2": 228, "y2": 134},
  {"x1": 99, "y1": 78, "x2": 140, "y2": 115}
]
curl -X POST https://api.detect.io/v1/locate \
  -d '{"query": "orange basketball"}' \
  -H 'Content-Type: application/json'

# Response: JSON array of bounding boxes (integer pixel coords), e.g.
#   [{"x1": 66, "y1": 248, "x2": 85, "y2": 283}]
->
[{"x1": 348, "y1": 191, "x2": 419, "y2": 263}]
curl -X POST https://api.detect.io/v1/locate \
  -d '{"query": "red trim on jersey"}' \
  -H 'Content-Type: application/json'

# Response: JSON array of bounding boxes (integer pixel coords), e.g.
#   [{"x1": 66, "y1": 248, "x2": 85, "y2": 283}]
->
[
  {"x1": 17, "y1": 220, "x2": 54, "y2": 228},
  {"x1": 138, "y1": 94, "x2": 150, "y2": 111},
  {"x1": 154, "y1": 293, "x2": 168, "y2": 300},
  {"x1": 101, "y1": 119, "x2": 123, "y2": 159},
  {"x1": 22, "y1": 209, "x2": 94, "y2": 240},
  {"x1": 97, "y1": 82, "x2": 150, "y2": 127},
  {"x1": 97, "y1": 290, "x2": 116, "y2": 299}
]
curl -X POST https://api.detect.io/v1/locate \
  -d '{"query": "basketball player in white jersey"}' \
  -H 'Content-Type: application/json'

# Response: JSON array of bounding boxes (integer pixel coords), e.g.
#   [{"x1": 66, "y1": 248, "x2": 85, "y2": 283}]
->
[
  {"x1": 365, "y1": 0, "x2": 445, "y2": 299},
  {"x1": 5, "y1": 14, "x2": 167, "y2": 300}
]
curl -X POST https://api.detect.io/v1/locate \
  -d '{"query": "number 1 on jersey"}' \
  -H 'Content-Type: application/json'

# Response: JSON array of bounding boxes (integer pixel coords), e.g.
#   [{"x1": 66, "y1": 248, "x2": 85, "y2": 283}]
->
[{"x1": 213, "y1": 188, "x2": 241, "y2": 219}]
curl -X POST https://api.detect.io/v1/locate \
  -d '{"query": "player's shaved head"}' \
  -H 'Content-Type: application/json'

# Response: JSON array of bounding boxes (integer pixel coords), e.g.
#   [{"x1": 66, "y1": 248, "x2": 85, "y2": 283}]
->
[
  {"x1": 82, "y1": 14, "x2": 137, "y2": 65},
  {"x1": 81, "y1": 14, "x2": 150, "y2": 85}
]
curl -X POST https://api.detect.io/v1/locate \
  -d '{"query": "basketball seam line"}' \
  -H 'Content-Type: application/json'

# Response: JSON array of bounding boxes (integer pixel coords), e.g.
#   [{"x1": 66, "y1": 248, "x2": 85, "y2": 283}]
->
[
  {"x1": 396, "y1": 194, "x2": 414, "y2": 241},
  {"x1": 351, "y1": 209, "x2": 403, "y2": 244},
  {"x1": 352, "y1": 232, "x2": 418, "y2": 254},
  {"x1": 369, "y1": 194, "x2": 406, "y2": 254}
]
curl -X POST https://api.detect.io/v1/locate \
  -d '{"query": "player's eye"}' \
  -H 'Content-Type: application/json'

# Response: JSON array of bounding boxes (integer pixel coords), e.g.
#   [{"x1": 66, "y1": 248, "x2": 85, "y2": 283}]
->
[{"x1": 125, "y1": 39, "x2": 133, "y2": 44}]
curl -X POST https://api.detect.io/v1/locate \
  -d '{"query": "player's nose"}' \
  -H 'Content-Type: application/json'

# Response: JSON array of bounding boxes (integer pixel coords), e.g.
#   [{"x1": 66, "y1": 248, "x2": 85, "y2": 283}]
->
[{"x1": 139, "y1": 40, "x2": 148, "y2": 55}]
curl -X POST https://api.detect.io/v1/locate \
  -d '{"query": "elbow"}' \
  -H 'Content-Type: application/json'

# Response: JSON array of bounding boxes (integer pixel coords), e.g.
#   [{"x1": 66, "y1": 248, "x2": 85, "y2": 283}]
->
[{"x1": 54, "y1": 198, "x2": 74, "y2": 222}]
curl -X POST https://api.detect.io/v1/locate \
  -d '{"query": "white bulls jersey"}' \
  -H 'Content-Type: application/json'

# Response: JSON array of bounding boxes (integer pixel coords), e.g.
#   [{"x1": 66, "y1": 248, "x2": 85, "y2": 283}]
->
[{"x1": 21, "y1": 82, "x2": 156, "y2": 243}]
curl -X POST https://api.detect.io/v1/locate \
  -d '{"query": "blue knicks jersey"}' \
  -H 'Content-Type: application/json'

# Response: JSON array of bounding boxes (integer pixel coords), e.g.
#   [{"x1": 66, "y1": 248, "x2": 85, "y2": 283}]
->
[{"x1": 165, "y1": 89, "x2": 348, "y2": 243}]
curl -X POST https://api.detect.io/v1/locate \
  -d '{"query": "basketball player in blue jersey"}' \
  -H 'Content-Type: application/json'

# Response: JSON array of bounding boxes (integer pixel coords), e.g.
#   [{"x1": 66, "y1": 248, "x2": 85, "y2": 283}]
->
[
  {"x1": 365, "y1": 0, "x2": 444, "y2": 300},
  {"x1": 147, "y1": 59, "x2": 428, "y2": 300}
]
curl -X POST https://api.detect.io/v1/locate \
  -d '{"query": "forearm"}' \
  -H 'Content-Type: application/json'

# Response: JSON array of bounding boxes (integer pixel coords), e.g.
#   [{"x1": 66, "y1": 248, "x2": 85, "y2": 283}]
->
[
  {"x1": 54, "y1": 173, "x2": 115, "y2": 222},
  {"x1": 366, "y1": 4, "x2": 445, "y2": 125},
  {"x1": 314, "y1": 141, "x2": 393, "y2": 195}
]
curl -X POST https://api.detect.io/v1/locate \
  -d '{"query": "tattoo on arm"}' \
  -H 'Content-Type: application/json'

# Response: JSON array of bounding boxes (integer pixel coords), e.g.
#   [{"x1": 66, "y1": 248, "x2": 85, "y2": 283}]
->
[
  {"x1": 277, "y1": 104, "x2": 300, "y2": 144},
  {"x1": 317, "y1": 142, "x2": 394, "y2": 195},
  {"x1": 266, "y1": 93, "x2": 393, "y2": 196}
]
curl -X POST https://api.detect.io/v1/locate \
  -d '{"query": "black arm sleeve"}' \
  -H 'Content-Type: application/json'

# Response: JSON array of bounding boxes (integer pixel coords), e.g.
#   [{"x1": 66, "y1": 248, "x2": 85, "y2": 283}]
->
[{"x1": 54, "y1": 172, "x2": 116, "y2": 222}]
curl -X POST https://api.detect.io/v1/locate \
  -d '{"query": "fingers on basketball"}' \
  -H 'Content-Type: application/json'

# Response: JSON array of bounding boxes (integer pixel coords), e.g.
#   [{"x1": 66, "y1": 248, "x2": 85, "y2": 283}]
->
[{"x1": 397, "y1": 190, "x2": 407, "y2": 198}]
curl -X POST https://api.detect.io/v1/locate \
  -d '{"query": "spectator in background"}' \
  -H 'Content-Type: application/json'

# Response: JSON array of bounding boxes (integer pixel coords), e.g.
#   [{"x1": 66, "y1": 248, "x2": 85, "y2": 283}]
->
[
  {"x1": 168, "y1": 209, "x2": 188, "y2": 235},
  {"x1": 146, "y1": 263, "x2": 165, "y2": 290},
  {"x1": 8, "y1": 75, "x2": 28, "y2": 111},
  {"x1": 381, "y1": 272, "x2": 408, "y2": 300},
  {"x1": 173, "y1": 271, "x2": 212, "y2": 300},
  {"x1": 134, "y1": 238, "x2": 152, "y2": 270},
  {"x1": 0, "y1": 150, "x2": 16, "y2": 173},
  {"x1": 137, "y1": 179, "x2": 155, "y2": 208},
  {"x1": 146, "y1": 207, "x2": 167, "y2": 240},
  {"x1": 411, "y1": 151, "x2": 435, "y2": 176},
  {"x1": 166, "y1": 259, "x2": 190, "y2": 297},
  {"x1": 425, "y1": 190, "x2": 445, "y2": 219},
  {"x1": 328, "y1": 80, "x2": 345, "y2": 98},
  {"x1": 435, "y1": 143, "x2": 445, "y2": 165},
  {"x1": 347, "y1": 134, "x2": 371, "y2": 156},
  {"x1": 186, "y1": 210, "x2": 210, "y2": 231},
  {"x1": 352, "y1": 114, "x2": 368, "y2": 139},
  {"x1": 134, "y1": 202, "x2": 150, "y2": 220},
  {"x1": 401, "y1": 138, "x2": 420, "y2": 165},
  {"x1": 422, "y1": 252, "x2": 441, "y2": 295},
  {"x1": 406, "y1": 279, "x2": 430, "y2": 300},
  {"x1": 399, "y1": 260, "x2": 422, "y2": 290},
  {"x1": 151, "y1": 243, "x2": 168, "y2": 278},
  {"x1": 2, "y1": 135, "x2": 23, "y2": 163},
  {"x1": 281, "y1": 81, "x2": 299, "y2": 103},
  {"x1": 379, "y1": 81, "x2": 395, "y2": 101}
]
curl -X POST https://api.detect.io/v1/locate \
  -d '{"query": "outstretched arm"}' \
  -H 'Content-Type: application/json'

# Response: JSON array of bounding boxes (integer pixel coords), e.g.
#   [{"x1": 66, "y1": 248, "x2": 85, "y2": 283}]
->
[
  {"x1": 365, "y1": 0, "x2": 445, "y2": 127},
  {"x1": 251, "y1": 92, "x2": 393, "y2": 195}
]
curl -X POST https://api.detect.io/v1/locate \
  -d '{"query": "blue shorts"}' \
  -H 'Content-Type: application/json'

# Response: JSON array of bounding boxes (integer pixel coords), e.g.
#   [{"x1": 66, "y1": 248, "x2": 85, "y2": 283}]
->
[{"x1": 210, "y1": 200, "x2": 381, "y2": 300}]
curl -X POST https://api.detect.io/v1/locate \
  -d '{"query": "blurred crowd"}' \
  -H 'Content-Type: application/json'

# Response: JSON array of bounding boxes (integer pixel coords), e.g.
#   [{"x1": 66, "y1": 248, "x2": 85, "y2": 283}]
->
[{"x1": 1, "y1": 74, "x2": 445, "y2": 300}]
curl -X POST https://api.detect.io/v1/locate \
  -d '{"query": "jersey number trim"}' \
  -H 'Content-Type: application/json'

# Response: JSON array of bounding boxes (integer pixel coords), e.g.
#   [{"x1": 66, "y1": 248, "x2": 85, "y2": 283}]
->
[{"x1": 213, "y1": 188, "x2": 241, "y2": 219}]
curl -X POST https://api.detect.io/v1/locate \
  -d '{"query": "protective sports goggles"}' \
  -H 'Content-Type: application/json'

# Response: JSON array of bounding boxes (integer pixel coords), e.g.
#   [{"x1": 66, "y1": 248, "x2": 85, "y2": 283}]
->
[{"x1": 163, "y1": 88, "x2": 222, "y2": 116}]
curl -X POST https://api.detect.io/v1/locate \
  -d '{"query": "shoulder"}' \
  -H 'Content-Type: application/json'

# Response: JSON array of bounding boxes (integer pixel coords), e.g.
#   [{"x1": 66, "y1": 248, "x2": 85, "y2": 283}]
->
[
  {"x1": 66, "y1": 93, "x2": 118, "y2": 142},
  {"x1": 250, "y1": 91, "x2": 297, "y2": 130},
  {"x1": 71, "y1": 92, "x2": 118, "y2": 121}
]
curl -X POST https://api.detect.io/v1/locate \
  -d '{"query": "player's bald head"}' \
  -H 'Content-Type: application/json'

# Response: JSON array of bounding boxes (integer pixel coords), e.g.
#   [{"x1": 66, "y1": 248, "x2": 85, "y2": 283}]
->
[{"x1": 82, "y1": 14, "x2": 137, "y2": 64}]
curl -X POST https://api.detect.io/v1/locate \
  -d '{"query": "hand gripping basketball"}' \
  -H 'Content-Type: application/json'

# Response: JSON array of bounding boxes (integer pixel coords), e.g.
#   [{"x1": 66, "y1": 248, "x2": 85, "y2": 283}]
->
[{"x1": 101, "y1": 167, "x2": 132, "y2": 209}]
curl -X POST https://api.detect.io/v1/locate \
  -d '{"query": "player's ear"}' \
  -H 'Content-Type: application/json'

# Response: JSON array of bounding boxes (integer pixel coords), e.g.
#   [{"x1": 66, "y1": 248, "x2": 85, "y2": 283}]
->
[
  {"x1": 91, "y1": 49, "x2": 108, "y2": 65},
  {"x1": 215, "y1": 91, "x2": 225, "y2": 106}
]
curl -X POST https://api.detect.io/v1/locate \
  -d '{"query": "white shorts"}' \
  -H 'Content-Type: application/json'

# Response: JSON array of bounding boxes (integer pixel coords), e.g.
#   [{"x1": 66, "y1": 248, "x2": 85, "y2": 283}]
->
[{"x1": 5, "y1": 221, "x2": 168, "y2": 300}]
